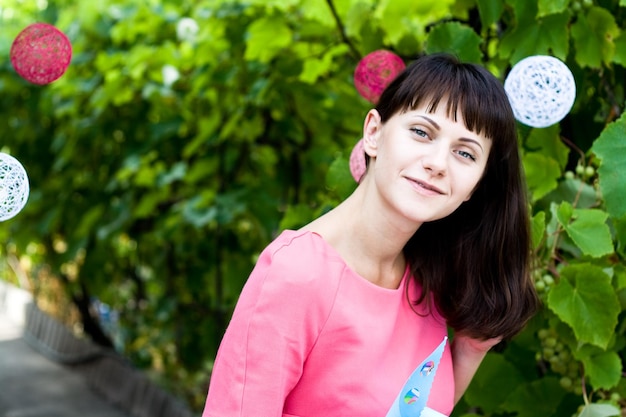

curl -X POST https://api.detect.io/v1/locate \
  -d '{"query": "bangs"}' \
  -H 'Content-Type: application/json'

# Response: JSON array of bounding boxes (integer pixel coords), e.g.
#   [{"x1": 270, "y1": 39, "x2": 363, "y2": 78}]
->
[{"x1": 376, "y1": 54, "x2": 516, "y2": 143}]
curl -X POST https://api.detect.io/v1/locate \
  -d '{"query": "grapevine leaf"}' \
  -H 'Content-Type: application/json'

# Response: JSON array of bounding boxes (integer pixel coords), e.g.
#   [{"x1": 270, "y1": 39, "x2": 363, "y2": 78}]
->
[
  {"x1": 578, "y1": 403, "x2": 621, "y2": 417},
  {"x1": 531, "y1": 211, "x2": 546, "y2": 250},
  {"x1": 571, "y1": 6, "x2": 620, "y2": 68},
  {"x1": 425, "y1": 22, "x2": 482, "y2": 63},
  {"x1": 475, "y1": 0, "x2": 504, "y2": 28},
  {"x1": 500, "y1": 377, "x2": 565, "y2": 417},
  {"x1": 373, "y1": 0, "x2": 455, "y2": 44},
  {"x1": 525, "y1": 125, "x2": 570, "y2": 170},
  {"x1": 590, "y1": 111, "x2": 626, "y2": 219},
  {"x1": 463, "y1": 353, "x2": 525, "y2": 413},
  {"x1": 555, "y1": 202, "x2": 614, "y2": 258},
  {"x1": 578, "y1": 349, "x2": 622, "y2": 390},
  {"x1": 326, "y1": 155, "x2": 357, "y2": 200},
  {"x1": 244, "y1": 16, "x2": 292, "y2": 63},
  {"x1": 522, "y1": 153, "x2": 561, "y2": 201},
  {"x1": 540, "y1": 178, "x2": 598, "y2": 210},
  {"x1": 547, "y1": 264, "x2": 619, "y2": 349},
  {"x1": 499, "y1": 2, "x2": 570, "y2": 62},
  {"x1": 279, "y1": 203, "x2": 315, "y2": 231},
  {"x1": 299, "y1": 44, "x2": 349, "y2": 84},
  {"x1": 612, "y1": 33, "x2": 626, "y2": 67},
  {"x1": 537, "y1": 0, "x2": 569, "y2": 17}
]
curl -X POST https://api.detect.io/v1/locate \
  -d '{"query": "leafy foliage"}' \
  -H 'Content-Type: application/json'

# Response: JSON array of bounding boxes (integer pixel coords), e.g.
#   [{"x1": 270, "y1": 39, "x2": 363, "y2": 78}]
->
[{"x1": 1, "y1": 0, "x2": 626, "y2": 415}]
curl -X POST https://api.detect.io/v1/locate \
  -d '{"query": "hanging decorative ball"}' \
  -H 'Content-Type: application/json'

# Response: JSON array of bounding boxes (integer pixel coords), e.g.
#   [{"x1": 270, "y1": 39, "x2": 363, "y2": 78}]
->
[
  {"x1": 354, "y1": 50, "x2": 405, "y2": 104},
  {"x1": 349, "y1": 138, "x2": 366, "y2": 182},
  {"x1": 504, "y1": 55, "x2": 576, "y2": 128},
  {"x1": 0, "y1": 153, "x2": 30, "y2": 222},
  {"x1": 10, "y1": 22, "x2": 72, "y2": 85}
]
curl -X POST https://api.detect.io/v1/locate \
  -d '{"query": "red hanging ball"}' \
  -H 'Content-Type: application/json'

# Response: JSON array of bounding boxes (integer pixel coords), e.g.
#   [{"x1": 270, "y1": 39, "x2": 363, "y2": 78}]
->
[
  {"x1": 10, "y1": 23, "x2": 72, "y2": 85},
  {"x1": 354, "y1": 50, "x2": 405, "y2": 104}
]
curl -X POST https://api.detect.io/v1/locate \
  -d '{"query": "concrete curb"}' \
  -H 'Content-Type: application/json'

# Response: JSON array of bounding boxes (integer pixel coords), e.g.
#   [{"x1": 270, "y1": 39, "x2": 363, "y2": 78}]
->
[{"x1": 0, "y1": 280, "x2": 196, "y2": 417}]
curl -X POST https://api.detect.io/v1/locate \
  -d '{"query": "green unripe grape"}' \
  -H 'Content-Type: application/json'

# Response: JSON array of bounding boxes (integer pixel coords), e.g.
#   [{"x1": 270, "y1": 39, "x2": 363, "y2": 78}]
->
[
  {"x1": 535, "y1": 280, "x2": 546, "y2": 292},
  {"x1": 584, "y1": 166, "x2": 595, "y2": 177},
  {"x1": 582, "y1": 0, "x2": 592, "y2": 8},
  {"x1": 543, "y1": 275, "x2": 555, "y2": 286},
  {"x1": 560, "y1": 376, "x2": 573, "y2": 389},
  {"x1": 545, "y1": 337, "x2": 558, "y2": 348},
  {"x1": 564, "y1": 170, "x2": 575, "y2": 180},
  {"x1": 575, "y1": 164, "x2": 585, "y2": 175},
  {"x1": 549, "y1": 355, "x2": 561, "y2": 365},
  {"x1": 568, "y1": 362, "x2": 579, "y2": 373},
  {"x1": 552, "y1": 362, "x2": 567, "y2": 374},
  {"x1": 543, "y1": 347, "x2": 555, "y2": 358},
  {"x1": 573, "y1": 385, "x2": 583, "y2": 395},
  {"x1": 538, "y1": 329, "x2": 550, "y2": 340},
  {"x1": 610, "y1": 392, "x2": 620, "y2": 402}
]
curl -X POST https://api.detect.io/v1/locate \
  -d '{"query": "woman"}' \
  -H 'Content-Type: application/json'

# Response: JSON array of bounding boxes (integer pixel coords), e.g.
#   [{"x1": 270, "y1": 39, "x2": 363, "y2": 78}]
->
[{"x1": 202, "y1": 53, "x2": 539, "y2": 417}]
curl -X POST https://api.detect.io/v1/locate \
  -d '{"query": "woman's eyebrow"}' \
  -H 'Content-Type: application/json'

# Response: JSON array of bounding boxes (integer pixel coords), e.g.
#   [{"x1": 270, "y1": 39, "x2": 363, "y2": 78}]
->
[{"x1": 417, "y1": 115, "x2": 484, "y2": 151}]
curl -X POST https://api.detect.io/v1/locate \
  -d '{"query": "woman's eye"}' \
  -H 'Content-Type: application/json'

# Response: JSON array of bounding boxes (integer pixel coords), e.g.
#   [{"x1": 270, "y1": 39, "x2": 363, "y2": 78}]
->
[
  {"x1": 457, "y1": 150, "x2": 476, "y2": 161},
  {"x1": 410, "y1": 128, "x2": 429, "y2": 138}
]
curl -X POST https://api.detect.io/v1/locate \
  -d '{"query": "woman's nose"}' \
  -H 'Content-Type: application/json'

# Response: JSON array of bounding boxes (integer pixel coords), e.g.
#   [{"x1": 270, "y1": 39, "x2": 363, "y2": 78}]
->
[{"x1": 421, "y1": 143, "x2": 448, "y2": 176}]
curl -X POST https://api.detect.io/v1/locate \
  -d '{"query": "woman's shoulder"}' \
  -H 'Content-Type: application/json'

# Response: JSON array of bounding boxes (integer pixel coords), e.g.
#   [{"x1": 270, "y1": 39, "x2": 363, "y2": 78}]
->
[{"x1": 249, "y1": 229, "x2": 346, "y2": 287}]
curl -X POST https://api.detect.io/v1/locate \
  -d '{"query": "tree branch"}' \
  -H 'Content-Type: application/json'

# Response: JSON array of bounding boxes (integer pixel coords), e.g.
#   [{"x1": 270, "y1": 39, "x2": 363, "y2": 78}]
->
[{"x1": 325, "y1": 0, "x2": 361, "y2": 60}]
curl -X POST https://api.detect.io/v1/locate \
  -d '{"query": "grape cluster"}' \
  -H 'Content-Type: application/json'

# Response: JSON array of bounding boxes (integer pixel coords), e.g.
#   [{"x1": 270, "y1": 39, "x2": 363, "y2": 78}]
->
[
  {"x1": 537, "y1": 327, "x2": 582, "y2": 395},
  {"x1": 564, "y1": 164, "x2": 595, "y2": 181},
  {"x1": 570, "y1": 0, "x2": 594, "y2": 12},
  {"x1": 533, "y1": 272, "x2": 555, "y2": 294}
]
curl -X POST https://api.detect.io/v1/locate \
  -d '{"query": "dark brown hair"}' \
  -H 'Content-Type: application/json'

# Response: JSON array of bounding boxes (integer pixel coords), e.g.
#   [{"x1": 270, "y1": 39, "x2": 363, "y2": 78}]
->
[{"x1": 376, "y1": 53, "x2": 539, "y2": 340}]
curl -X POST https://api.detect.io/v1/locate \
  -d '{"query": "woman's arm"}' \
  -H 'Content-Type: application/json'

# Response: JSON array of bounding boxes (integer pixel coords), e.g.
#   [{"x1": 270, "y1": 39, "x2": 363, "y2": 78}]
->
[
  {"x1": 202, "y1": 235, "x2": 340, "y2": 417},
  {"x1": 451, "y1": 334, "x2": 502, "y2": 404}
]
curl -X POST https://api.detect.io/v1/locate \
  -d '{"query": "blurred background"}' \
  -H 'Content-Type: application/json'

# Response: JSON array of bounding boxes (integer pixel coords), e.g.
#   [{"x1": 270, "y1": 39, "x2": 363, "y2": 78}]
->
[{"x1": 1, "y1": 1, "x2": 625, "y2": 416}]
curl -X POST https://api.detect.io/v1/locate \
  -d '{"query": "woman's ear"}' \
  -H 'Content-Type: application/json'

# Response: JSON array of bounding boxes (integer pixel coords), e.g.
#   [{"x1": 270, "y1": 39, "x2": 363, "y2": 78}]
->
[{"x1": 362, "y1": 109, "x2": 382, "y2": 158}]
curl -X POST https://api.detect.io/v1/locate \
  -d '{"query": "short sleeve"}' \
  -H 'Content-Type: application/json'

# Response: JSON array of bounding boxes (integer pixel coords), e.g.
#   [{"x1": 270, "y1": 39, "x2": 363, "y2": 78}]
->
[{"x1": 202, "y1": 231, "x2": 342, "y2": 417}]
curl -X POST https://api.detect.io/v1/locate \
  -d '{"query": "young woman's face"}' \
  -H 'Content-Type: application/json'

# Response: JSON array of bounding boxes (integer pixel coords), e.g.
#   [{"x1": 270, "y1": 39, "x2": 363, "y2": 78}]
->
[{"x1": 363, "y1": 102, "x2": 491, "y2": 225}]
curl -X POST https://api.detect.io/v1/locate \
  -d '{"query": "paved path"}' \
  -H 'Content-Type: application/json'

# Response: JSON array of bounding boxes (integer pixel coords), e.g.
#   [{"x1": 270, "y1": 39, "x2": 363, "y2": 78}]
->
[{"x1": 0, "y1": 283, "x2": 132, "y2": 417}]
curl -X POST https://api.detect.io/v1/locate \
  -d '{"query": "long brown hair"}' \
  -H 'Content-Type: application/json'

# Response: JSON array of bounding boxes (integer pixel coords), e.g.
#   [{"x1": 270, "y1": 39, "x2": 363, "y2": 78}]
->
[{"x1": 376, "y1": 53, "x2": 539, "y2": 340}]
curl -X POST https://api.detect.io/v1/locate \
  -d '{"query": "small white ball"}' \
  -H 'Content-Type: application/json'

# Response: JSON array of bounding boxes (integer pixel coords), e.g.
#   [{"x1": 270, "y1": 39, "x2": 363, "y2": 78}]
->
[
  {"x1": 0, "y1": 153, "x2": 30, "y2": 222},
  {"x1": 504, "y1": 55, "x2": 576, "y2": 128}
]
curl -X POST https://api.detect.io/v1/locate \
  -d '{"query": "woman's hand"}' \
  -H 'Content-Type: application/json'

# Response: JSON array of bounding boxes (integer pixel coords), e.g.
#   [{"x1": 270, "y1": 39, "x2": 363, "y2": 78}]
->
[{"x1": 450, "y1": 334, "x2": 502, "y2": 404}]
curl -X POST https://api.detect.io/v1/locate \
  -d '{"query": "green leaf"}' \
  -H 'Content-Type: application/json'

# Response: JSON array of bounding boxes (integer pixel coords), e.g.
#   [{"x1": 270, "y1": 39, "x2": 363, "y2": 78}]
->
[
  {"x1": 326, "y1": 155, "x2": 357, "y2": 201},
  {"x1": 613, "y1": 33, "x2": 626, "y2": 67},
  {"x1": 522, "y1": 153, "x2": 561, "y2": 201},
  {"x1": 525, "y1": 125, "x2": 570, "y2": 171},
  {"x1": 373, "y1": 0, "x2": 455, "y2": 45},
  {"x1": 540, "y1": 178, "x2": 598, "y2": 210},
  {"x1": 501, "y1": 377, "x2": 566, "y2": 417},
  {"x1": 425, "y1": 22, "x2": 483, "y2": 64},
  {"x1": 537, "y1": 0, "x2": 569, "y2": 17},
  {"x1": 279, "y1": 203, "x2": 315, "y2": 230},
  {"x1": 555, "y1": 202, "x2": 614, "y2": 258},
  {"x1": 547, "y1": 263, "x2": 620, "y2": 349},
  {"x1": 579, "y1": 349, "x2": 622, "y2": 390},
  {"x1": 476, "y1": 0, "x2": 504, "y2": 28},
  {"x1": 499, "y1": 3, "x2": 570, "y2": 62},
  {"x1": 464, "y1": 353, "x2": 525, "y2": 413},
  {"x1": 299, "y1": 44, "x2": 349, "y2": 84},
  {"x1": 571, "y1": 6, "x2": 620, "y2": 68},
  {"x1": 244, "y1": 16, "x2": 293, "y2": 63},
  {"x1": 579, "y1": 403, "x2": 621, "y2": 417},
  {"x1": 591, "y1": 111, "x2": 626, "y2": 219},
  {"x1": 531, "y1": 211, "x2": 546, "y2": 249}
]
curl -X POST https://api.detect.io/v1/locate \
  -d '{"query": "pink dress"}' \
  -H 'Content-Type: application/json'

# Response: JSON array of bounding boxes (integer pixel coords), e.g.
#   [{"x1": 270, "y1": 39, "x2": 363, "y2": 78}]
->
[{"x1": 202, "y1": 230, "x2": 454, "y2": 417}]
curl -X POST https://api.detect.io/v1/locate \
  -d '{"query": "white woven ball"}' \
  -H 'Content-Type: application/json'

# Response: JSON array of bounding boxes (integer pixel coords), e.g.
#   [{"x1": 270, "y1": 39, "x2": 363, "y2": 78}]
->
[
  {"x1": 504, "y1": 55, "x2": 576, "y2": 128},
  {"x1": 0, "y1": 153, "x2": 29, "y2": 221}
]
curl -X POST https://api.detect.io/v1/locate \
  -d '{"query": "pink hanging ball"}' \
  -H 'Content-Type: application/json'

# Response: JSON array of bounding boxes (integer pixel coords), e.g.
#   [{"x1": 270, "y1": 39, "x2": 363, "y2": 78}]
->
[
  {"x1": 349, "y1": 138, "x2": 366, "y2": 182},
  {"x1": 354, "y1": 50, "x2": 405, "y2": 104},
  {"x1": 10, "y1": 23, "x2": 72, "y2": 85}
]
